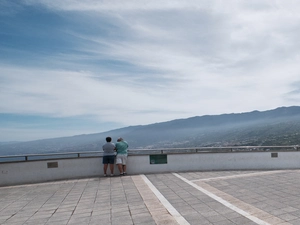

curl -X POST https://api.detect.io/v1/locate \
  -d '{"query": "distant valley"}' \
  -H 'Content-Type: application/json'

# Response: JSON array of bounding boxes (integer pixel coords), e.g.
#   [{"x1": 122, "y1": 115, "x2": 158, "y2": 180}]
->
[{"x1": 1, "y1": 106, "x2": 300, "y2": 156}]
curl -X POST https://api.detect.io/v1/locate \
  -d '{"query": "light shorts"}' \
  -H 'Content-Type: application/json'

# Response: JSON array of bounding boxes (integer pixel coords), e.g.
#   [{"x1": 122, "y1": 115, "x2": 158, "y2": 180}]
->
[{"x1": 116, "y1": 154, "x2": 127, "y2": 165}]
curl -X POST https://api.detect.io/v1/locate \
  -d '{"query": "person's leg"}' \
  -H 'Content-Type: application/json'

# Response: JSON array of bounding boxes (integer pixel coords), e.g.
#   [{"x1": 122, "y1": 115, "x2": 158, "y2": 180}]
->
[
  {"x1": 107, "y1": 156, "x2": 114, "y2": 176},
  {"x1": 103, "y1": 164, "x2": 108, "y2": 176},
  {"x1": 109, "y1": 163, "x2": 114, "y2": 175},
  {"x1": 116, "y1": 155, "x2": 123, "y2": 175},
  {"x1": 103, "y1": 156, "x2": 109, "y2": 176},
  {"x1": 122, "y1": 156, "x2": 127, "y2": 174},
  {"x1": 117, "y1": 164, "x2": 123, "y2": 174}
]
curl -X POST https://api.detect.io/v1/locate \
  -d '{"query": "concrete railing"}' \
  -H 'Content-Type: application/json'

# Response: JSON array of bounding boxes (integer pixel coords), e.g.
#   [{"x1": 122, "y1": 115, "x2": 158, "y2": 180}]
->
[{"x1": 0, "y1": 146, "x2": 300, "y2": 186}]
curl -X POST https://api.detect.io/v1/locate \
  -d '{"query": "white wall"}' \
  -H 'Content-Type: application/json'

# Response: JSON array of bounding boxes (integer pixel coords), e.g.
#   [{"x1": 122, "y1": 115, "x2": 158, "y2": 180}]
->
[{"x1": 1, "y1": 151, "x2": 300, "y2": 186}]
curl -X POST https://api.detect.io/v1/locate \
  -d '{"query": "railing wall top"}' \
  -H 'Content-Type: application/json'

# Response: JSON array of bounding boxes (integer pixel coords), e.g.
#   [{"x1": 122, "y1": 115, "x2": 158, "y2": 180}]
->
[{"x1": 0, "y1": 145, "x2": 299, "y2": 163}]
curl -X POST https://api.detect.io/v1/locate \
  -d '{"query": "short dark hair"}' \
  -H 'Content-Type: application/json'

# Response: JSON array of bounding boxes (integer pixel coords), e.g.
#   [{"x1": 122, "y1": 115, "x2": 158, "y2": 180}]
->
[{"x1": 106, "y1": 137, "x2": 112, "y2": 142}]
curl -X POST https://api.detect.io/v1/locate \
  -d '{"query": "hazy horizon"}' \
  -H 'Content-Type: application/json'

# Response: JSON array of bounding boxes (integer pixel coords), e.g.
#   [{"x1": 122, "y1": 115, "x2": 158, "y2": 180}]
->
[{"x1": 1, "y1": 105, "x2": 298, "y2": 143}]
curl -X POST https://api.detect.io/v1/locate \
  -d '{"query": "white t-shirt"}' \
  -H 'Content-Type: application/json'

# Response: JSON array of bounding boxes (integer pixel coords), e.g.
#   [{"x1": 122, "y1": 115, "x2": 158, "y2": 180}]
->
[{"x1": 102, "y1": 142, "x2": 115, "y2": 156}]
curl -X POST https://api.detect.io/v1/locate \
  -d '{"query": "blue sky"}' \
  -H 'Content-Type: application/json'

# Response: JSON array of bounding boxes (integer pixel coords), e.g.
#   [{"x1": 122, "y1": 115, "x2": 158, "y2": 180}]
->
[{"x1": 1, "y1": 0, "x2": 300, "y2": 142}]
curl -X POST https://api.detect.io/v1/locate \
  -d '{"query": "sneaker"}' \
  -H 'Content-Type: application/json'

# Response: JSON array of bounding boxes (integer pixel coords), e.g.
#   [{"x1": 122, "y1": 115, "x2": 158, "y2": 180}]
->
[
  {"x1": 123, "y1": 172, "x2": 127, "y2": 176},
  {"x1": 104, "y1": 174, "x2": 107, "y2": 177},
  {"x1": 110, "y1": 174, "x2": 114, "y2": 177},
  {"x1": 119, "y1": 173, "x2": 124, "y2": 176}
]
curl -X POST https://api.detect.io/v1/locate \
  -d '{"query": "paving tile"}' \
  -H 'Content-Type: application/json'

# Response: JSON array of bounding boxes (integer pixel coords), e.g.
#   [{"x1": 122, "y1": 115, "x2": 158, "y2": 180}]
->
[
  {"x1": 2, "y1": 170, "x2": 300, "y2": 225},
  {"x1": 228, "y1": 216, "x2": 254, "y2": 224},
  {"x1": 67, "y1": 216, "x2": 90, "y2": 224},
  {"x1": 23, "y1": 218, "x2": 49, "y2": 225},
  {"x1": 70, "y1": 212, "x2": 91, "y2": 219},
  {"x1": 289, "y1": 218, "x2": 300, "y2": 224},
  {"x1": 111, "y1": 216, "x2": 133, "y2": 225},
  {"x1": 91, "y1": 209, "x2": 110, "y2": 216},
  {"x1": 213, "y1": 219, "x2": 239, "y2": 225},
  {"x1": 89, "y1": 220, "x2": 112, "y2": 225},
  {"x1": 206, "y1": 215, "x2": 230, "y2": 223},
  {"x1": 129, "y1": 207, "x2": 149, "y2": 215},
  {"x1": 111, "y1": 210, "x2": 130, "y2": 218},
  {"x1": 131, "y1": 216, "x2": 155, "y2": 224}
]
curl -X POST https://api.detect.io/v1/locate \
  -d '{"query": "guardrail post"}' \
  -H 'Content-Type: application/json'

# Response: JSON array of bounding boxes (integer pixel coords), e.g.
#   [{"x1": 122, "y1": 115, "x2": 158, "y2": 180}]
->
[
  {"x1": 77, "y1": 153, "x2": 80, "y2": 158},
  {"x1": 25, "y1": 156, "x2": 28, "y2": 161}
]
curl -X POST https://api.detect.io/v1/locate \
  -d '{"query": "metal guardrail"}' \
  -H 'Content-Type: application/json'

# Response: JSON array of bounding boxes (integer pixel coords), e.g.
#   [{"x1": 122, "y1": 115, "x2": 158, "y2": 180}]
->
[{"x1": 0, "y1": 146, "x2": 299, "y2": 163}]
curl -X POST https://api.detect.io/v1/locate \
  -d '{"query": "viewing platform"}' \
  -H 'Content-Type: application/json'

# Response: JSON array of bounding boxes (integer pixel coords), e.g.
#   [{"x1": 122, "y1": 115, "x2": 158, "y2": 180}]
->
[{"x1": 1, "y1": 146, "x2": 300, "y2": 224}]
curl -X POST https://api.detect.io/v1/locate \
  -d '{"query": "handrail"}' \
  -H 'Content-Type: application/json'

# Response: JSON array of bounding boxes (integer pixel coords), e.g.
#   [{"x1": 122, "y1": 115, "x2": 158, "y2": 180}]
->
[{"x1": 0, "y1": 145, "x2": 299, "y2": 163}]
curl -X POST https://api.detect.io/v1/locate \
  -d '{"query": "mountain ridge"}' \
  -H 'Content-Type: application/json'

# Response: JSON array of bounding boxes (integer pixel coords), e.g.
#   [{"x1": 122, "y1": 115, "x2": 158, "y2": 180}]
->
[{"x1": 1, "y1": 106, "x2": 300, "y2": 155}]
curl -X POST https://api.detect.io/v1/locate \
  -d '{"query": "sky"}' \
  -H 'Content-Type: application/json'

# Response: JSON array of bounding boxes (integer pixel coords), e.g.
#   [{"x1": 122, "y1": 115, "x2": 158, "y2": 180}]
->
[{"x1": 1, "y1": 0, "x2": 300, "y2": 142}]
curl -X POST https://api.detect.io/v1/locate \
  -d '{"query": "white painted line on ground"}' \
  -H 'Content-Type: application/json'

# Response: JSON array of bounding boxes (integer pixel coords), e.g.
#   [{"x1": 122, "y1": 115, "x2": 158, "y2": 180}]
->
[
  {"x1": 132, "y1": 176, "x2": 180, "y2": 225},
  {"x1": 173, "y1": 173, "x2": 271, "y2": 225},
  {"x1": 140, "y1": 174, "x2": 190, "y2": 225},
  {"x1": 190, "y1": 170, "x2": 289, "y2": 182}
]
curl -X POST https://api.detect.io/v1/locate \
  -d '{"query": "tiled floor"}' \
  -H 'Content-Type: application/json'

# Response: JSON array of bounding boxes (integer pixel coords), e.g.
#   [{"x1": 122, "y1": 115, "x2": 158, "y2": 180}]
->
[{"x1": 1, "y1": 170, "x2": 300, "y2": 224}]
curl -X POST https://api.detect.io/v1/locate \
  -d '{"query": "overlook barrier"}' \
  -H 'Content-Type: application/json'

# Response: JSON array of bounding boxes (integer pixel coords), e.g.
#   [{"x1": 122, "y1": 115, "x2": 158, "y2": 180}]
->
[{"x1": 0, "y1": 146, "x2": 300, "y2": 186}]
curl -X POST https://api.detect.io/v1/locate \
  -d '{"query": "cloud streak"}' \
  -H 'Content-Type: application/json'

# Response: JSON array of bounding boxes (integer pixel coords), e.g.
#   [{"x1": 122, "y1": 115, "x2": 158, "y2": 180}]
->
[{"x1": 1, "y1": 0, "x2": 300, "y2": 141}]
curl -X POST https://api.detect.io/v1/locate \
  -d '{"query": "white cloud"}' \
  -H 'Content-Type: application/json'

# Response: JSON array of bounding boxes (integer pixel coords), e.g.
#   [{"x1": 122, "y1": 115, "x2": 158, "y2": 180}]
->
[
  {"x1": 2, "y1": 0, "x2": 300, "y2": 141},
  {"x1": 24, "y1": 0, "x2": 213, "y2": 12},
  {"x1": 0, "y1": 66, "x2": 187, "y2": 123}
]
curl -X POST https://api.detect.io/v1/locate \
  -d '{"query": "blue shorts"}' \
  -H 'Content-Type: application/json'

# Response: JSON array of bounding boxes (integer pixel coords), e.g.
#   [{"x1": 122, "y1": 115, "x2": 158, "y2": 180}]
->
[{"x1": 103, "y1": 155, "x2": 115, "y2": 164}]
